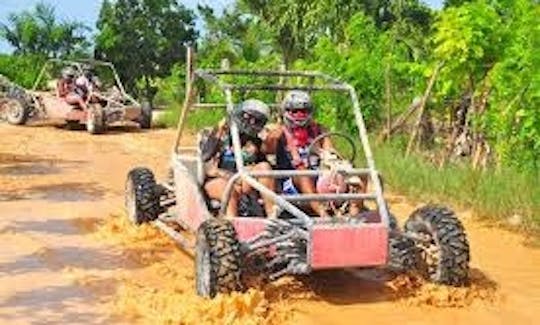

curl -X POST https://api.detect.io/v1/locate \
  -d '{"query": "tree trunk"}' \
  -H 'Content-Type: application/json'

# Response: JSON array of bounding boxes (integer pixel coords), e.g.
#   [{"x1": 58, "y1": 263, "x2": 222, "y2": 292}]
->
[
  {"x1": 378, "y1": 96, "x2": 421, "y2": 142},
  {"x1": 439, "y1": 91, "x2": 472, "y2": 168},
  {"x1": 143, "y1": 75, "x2": 156, "y2": 107},
  {"x1": 384, "y1": 63, "x2": 392, "y2": 137},
  {"x1": 406, "y1": 62, "x2": 443, "y2": 156},
  {"x1": 471, "y1": 84, "x2": 491, "y2": 170}
]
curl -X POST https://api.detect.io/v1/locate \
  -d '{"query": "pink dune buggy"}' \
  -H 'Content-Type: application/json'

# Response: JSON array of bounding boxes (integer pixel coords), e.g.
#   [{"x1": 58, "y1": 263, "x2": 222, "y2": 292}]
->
[
  {"x1": 1, "y1": 59, "x2": 151, "y2": 134},
  {"x1": 125, "y1": 51, "x2": 470, "y2": 298}
]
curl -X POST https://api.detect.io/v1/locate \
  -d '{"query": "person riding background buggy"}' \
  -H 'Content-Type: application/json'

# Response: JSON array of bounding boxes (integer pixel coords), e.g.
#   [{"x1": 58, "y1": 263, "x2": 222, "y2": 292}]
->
[
  {"x1": 56, "y1": 65, "x2": 101, "y2": 111},
  {"x1": 202, "y1": 99, "x2": 276, "y2": 219}
]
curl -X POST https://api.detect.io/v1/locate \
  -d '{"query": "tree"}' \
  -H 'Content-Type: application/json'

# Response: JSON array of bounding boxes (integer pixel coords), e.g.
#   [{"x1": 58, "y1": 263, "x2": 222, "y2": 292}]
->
[
  {"x1": 0, "y1": 2, "x2": 89, "y2": 58},
  {"x1": 197, "y1": 4, "x2": 274, "y2": 65},
  {"x1": 95, "y1": 0, "x2": 197, "y2": 104}
]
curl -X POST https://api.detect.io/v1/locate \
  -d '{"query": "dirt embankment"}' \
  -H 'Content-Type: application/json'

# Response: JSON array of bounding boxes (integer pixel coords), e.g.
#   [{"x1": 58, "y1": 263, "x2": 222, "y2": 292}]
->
[{"x1": 1, "y1": 124, "x2": 539, "y2": 324}]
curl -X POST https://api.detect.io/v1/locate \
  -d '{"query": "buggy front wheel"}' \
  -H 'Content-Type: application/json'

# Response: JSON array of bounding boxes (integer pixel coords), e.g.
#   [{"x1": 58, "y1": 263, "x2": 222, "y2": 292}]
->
[{"x1": 195, "y1": 218, "x2": 244, "y2": 298}]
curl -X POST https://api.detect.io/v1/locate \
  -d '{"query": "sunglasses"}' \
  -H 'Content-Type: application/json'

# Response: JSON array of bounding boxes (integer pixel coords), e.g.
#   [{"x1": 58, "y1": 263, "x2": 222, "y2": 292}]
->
[
  {"x1": 242, "y1": 112, "x2": 267, "y2": 126},
  {"x1": 287, "y1": 108, "x2": 310, "y2": 114}
]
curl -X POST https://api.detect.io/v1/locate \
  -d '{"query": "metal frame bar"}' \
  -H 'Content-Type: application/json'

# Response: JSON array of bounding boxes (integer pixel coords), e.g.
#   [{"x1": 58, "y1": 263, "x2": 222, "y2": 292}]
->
[{"x1": 222, "y1": 84, "x2": 349, "y2": 92}]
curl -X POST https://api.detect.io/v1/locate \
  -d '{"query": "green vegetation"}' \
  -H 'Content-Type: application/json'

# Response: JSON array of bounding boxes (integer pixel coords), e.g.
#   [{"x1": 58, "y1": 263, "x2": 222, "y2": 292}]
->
[
  {"x1": 0, "y1": 2, "x2": 89, "y2": 58},
  {"x1": 372, "y1": 139, "x2": 540, "y2": 229},
  {"x1": 0, "y1": 54, "x2": 45, "y2": 88},
  {"x1": 1, "y1": 0, "x2": 538, "y2": 229},
  {"x1": 94, "y1": 0, "x2": 197, "y2": 105}
]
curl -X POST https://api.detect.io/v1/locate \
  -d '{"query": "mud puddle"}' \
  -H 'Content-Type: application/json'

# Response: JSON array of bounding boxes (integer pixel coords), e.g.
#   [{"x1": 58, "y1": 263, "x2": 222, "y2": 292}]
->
[
  {"x1": 1, "y1": 125, "x2": 539, "y2": 325},
  {"x1": 83, "y1": 214, "x2": 501, "y2": 324}
]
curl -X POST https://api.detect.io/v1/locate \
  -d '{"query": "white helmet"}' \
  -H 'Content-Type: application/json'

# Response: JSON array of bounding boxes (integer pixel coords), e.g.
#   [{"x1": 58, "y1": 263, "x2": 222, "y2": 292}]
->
[{"x1": 282, "y1": 90, "x2": 314, "y2": 127}]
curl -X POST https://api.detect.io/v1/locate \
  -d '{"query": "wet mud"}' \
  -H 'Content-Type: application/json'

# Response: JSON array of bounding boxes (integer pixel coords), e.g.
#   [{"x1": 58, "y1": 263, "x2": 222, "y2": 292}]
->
[{"x1": 1, "y1": 124, "x2": 539, "y2": 324}]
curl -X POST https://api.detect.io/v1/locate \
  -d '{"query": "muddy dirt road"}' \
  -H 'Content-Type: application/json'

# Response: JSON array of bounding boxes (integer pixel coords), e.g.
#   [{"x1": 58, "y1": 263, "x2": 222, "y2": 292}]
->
[{"x1": 1, "y1": 124, "x2": 539, "y2": 324}]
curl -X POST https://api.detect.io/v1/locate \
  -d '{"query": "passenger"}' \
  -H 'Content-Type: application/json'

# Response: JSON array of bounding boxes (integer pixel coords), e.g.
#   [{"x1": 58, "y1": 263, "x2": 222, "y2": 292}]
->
[
  {"x1": 58, "y1": 66, "x2": 87, "y2": 110},
  {"x1": 203, "y1": 99, "x2": 276, "y2": 219}
]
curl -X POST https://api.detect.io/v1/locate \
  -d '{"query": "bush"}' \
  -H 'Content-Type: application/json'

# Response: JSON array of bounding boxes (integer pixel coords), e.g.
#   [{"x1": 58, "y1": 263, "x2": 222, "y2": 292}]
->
[{"x1": 0, "y1": 54, "x2": 46, "y2": 88}]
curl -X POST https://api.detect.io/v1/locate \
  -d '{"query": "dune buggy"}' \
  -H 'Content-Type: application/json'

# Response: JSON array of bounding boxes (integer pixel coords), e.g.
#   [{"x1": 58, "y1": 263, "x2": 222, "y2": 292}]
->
[
  {"x1": 0, "y1": 59, "x2": 151, "y2": 134},
  {"x1": 125, "y1": 50, "x2": 470, "y2": 298}
]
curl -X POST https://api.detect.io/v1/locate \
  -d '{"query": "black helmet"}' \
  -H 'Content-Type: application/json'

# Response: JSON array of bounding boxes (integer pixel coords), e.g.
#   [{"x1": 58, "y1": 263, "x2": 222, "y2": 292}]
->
[
  {"x1": 282, "y1": 90, "x2": 313, "y2": 127},
  {"x1": 232, "y1": 99, "x2": 270, "y2": 136}
]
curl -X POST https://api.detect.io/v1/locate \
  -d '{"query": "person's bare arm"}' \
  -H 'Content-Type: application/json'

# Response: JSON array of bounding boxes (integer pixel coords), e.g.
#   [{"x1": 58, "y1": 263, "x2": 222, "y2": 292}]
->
[
  {"x1": 261, "y1": 125, "x2": 283, "y2": 154},
  {"x1": 203, "y1": 119, "x2": 234, "y2": 179}
]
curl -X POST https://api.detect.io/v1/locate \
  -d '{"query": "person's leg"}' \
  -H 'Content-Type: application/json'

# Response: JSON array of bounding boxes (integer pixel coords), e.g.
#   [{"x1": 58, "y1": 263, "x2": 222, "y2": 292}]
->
[
  {"x1": 243, "y1": 162, "x2": 276, "y2": 217},
  {"x1": 204, "y1": 177, "x2": 239, "y2": 218},
  {"x1": 293, "y1": 175, "x2": 327, "y2": 217}
]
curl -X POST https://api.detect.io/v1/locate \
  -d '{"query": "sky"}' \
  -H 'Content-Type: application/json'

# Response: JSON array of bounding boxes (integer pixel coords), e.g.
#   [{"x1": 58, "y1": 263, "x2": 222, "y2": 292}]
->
[{"x1": 0, "y1": 0, "x2": 444, "y2": 54}]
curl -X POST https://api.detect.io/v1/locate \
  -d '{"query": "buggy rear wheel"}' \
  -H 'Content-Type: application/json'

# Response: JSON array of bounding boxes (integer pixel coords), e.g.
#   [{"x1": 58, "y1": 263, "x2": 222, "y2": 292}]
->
[
  {"x1": 86, "y1": 104, "x2": 106, "y2": 134},
  {"x1": 139, "y1": 101, "x2": 152, "y2": 129},
  {"x1": 5, "y1": 98, "x2": 31, "y2": 125},
  {"x1": 125, "y1": 167, "x2": 160, "y2": 225},
  {"x1": 196, "y1": 218, "x2": 243, "y2": 298},
  {"x1": 404, "y1": 204, "x2": 470, "y2": 286},
  {"x1": 387, "y1": 213, "x2": 419, "y2": 273}
]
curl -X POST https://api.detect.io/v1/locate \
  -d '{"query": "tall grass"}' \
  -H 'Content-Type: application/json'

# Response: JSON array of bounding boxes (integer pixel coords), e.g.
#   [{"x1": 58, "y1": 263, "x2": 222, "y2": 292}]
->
[
  {"x1": 372, "y1": 141, "x2": 540, "y2": 229},
  {"x1": 155, "y1": 103, "x2": 225, "y2": 130}
]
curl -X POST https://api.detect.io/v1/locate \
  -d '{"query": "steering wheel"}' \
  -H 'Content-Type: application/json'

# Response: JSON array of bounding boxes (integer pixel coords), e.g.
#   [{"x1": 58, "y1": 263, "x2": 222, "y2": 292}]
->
[{"x1": 306, "y1": 132, "x2": 358, "y2": 163}]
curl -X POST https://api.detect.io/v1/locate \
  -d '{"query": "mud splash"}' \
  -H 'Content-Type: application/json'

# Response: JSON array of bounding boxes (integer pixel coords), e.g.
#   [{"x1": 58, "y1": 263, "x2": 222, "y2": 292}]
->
[
  {"x1": 91, "y1": 215, "x2": 305, "y2": 324},
  {"x1": 387, "y1": 271, "x2": 499, "y2": 308},
  {"x1": 88, "y1": 215, "x2": 499, "y2": 324}
]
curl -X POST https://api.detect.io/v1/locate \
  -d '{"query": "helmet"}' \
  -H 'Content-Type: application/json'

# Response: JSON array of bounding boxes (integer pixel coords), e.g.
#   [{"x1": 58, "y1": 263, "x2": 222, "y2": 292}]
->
[
  {"x1": 61, "y1": 66, "x2": 76, "y2": 79},
  {"x1": 282, "y1": 90, "x2": 313, "y2": 127},
  {"x1": 232, "y1": 99, "x2": 270, "y2": 137}
]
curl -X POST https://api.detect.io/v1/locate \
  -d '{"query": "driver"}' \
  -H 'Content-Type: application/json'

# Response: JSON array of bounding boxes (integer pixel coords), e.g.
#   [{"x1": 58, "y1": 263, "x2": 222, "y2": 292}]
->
[
  {"x1": 266, "y1": 90, "x2": 364, "y2": 217},
  {"x1": 262, "y1": 90, "x2": 333, "y2": 217},
  {"x1": 203, "y1": 99, "x2": 276, "y2": 219}
]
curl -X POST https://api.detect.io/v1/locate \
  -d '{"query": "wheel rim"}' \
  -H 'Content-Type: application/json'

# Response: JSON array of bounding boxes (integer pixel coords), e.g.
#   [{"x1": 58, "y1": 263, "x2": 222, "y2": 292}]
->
[
  {"x1": 7, "y1": 101, "x2": 23, "y2": 120},
  {"x1": 125, "y1": 179, "x2": 137, "y2": 224},
  {"x1": 416, "y1": 231, "x2": 441, "y2": 279}
]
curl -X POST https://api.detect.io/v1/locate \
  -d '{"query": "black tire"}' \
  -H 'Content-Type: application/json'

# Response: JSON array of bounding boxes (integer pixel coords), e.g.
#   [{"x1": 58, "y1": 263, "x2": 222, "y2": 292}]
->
[
  {"x1": 5, "y1": 97, "x2": 31, "y2": 125},
  {"x1": 388, "y1": 234, "x2": 418, "y2": 273},
  {"x1": 196, "y1": 218, "x2": 243, "y2": 298},
  {"x1": 139, "y1": 101, "x2": 152, "y2": 129},
  {"x1": 125, "y1": 167, "x2": 160, "y2": 225},
  {"x1": 65, "y1": 120, "x2": 84, "y2": 130},
  {"x1": 387, "y1": 212, "x2": 419, "y2": 273},
  {"x1": 404, "y1": 204, "x2": 470, "y2": 286},
  {"x1": 86, "y1": 104, "x2": 106, "y2": 134}
]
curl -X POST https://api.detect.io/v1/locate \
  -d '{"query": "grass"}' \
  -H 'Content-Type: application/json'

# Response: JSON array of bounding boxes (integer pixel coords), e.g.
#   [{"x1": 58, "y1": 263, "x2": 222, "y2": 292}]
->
[
  {"x1": 372, "y1": 141, "x2": 540, "y2": 230},
  {"x1": 155, "y1": 103, "x2": 225, "y2": 130}
]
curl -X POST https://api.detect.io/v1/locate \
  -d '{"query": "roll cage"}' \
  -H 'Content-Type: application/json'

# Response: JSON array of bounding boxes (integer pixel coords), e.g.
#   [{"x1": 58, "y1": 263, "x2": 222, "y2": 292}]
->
[
  {"x1": 30, "y1": 58, "x2": 139, "y2": 106},
  {"x1": 173, "y1": 49, "x2": 390, "y2": 229}
]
